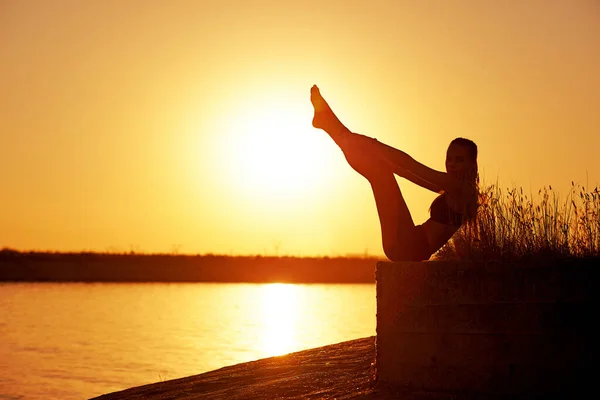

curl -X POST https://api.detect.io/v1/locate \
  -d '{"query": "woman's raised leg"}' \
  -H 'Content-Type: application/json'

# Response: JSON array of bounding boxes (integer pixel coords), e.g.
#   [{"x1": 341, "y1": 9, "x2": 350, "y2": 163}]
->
[
  {"x1": 311, "y1": 86, "x2": 419, "y2": 176},
  {"x1": 310, "y1": 85, "x2": 429, "y2": 261}
]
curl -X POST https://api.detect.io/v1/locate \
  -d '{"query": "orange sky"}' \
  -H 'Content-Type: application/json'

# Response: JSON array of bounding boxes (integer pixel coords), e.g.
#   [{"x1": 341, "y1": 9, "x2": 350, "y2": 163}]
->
[{"x1": 1, "y1": 0, "x2": 599, "y2": 256}]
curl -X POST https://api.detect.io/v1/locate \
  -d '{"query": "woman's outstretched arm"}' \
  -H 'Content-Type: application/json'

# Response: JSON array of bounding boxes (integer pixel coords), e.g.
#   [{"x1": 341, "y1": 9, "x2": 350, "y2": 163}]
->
[
  {"x1": 394, "y1": 166, "x2": 443, "y2": 193},
  {"x1": 368, "y1": 140, "x2": 461, "y2": 193}
]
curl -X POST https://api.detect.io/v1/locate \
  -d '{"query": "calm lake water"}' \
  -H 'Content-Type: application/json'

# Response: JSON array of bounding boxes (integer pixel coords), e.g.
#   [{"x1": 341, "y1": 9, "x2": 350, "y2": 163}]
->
[{"x1": 0, "y1": 282, "x2": 375, "y2": 400}]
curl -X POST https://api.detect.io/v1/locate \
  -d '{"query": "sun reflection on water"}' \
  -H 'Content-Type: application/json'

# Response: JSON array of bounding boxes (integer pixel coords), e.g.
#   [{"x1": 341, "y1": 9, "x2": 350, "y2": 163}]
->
[{"x1": 259, "y1": 283, "x2": 299, "y2": 357}]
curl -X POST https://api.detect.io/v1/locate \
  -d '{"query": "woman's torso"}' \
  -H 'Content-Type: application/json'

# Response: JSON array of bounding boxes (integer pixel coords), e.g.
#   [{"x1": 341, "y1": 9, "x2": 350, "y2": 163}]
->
[{"x1": 421, "y1": 191, "x2": 469, "y2": 255}]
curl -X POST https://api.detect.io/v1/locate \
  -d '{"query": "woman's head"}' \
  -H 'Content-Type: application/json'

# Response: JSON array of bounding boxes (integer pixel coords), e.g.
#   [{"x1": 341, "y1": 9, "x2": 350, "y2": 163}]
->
[
  {"x1": 446, "y1": 137, "x2": 478, "y2": 183},
  {"x1": 446, "y1": 137, "x2": 480, "y2": 224}
]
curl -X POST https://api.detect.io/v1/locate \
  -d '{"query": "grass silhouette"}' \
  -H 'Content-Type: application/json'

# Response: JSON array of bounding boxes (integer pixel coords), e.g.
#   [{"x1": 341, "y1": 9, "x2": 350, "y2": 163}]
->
[{"x1": 435, "y1": 181, "x2": 600, "y2": 261}]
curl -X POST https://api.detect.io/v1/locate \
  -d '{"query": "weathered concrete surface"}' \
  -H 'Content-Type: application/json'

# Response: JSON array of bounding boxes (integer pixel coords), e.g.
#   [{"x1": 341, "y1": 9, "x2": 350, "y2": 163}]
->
[
  {"x1": 376, "y1": 260, "x2": 599, "y2": 397},
  {"x1": 92, "y1": 337, "x2": 381, "y2": 400}
]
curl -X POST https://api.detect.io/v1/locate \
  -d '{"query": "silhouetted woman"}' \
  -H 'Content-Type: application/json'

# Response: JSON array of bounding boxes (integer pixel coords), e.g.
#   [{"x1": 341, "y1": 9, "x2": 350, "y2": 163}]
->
[{"x1": 310, "y1": 85, "x2": 479, "y2": 261}]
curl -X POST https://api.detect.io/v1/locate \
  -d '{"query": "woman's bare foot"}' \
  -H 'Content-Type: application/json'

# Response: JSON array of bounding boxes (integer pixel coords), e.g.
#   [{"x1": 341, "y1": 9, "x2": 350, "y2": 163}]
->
[{"x1": 310, "y1": 85, "x2": 344, "y2": 133}]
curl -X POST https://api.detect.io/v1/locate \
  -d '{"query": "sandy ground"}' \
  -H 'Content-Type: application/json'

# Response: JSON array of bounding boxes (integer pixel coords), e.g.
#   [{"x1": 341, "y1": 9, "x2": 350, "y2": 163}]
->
[{"x1": 92, "y1": 337, "x2": 458, "y2": 400}]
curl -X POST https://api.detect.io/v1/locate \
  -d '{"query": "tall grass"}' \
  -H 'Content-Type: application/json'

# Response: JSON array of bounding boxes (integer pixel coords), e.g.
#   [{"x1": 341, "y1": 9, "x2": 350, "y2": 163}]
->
[{"x1": 434, "y1": 182, "x2": 600, "y2": 261}]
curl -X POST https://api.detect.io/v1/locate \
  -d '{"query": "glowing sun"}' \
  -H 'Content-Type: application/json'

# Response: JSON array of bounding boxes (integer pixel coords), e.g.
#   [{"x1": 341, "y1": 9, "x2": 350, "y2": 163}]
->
[{"x1": 222, "y1": 97, "x2": 333, "y2": 203}]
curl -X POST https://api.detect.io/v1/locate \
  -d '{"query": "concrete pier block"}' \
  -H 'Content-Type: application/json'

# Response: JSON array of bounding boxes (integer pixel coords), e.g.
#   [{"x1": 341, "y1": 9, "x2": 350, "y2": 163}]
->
[{"x1": 375, "y1": 260, "x2": 599, "y2": 397}]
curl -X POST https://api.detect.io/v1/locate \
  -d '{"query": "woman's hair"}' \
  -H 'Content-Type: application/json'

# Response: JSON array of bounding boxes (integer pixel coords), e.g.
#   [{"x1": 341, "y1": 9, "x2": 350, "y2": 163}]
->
[{"x1": 449, "y1": 137, "x2": 480, "y2": 223}]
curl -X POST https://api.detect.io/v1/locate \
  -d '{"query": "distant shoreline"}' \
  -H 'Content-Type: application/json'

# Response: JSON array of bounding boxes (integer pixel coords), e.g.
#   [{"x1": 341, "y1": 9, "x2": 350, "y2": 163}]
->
[{"x1": 0, "y1": 251, "x2": 381, "y2": 283}]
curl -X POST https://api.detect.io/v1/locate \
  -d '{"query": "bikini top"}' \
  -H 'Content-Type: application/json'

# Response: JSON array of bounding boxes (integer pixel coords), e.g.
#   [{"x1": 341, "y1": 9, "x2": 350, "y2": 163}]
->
[{"x1": 430, "y1": 193, "x2": 464, "y2": 227}]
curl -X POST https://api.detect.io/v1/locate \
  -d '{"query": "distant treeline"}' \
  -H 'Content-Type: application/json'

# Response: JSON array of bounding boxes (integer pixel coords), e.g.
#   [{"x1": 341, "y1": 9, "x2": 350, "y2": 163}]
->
[{"x1": 0, "y1": 249, "x2": 383, "y2": 283}]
